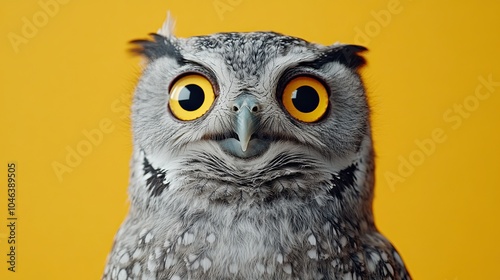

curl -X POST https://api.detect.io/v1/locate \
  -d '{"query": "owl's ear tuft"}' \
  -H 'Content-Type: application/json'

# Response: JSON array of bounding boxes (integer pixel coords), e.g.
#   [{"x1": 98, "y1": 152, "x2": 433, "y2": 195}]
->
[
  {"x1": 157, "y1": 11, "x2": 176, "y2": 38},
  {"x1": 129, "y1": 33, "x2": 183, "y2": 62},
  {"x1": 325, "y1": 44, "x2": 368, "y2": 69}
]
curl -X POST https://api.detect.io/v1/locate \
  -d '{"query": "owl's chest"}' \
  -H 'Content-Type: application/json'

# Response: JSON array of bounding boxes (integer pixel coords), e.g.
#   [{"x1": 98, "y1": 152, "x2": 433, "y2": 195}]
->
[{"x1": 108, "y1": 195, "x2": 370, "y2": 280}]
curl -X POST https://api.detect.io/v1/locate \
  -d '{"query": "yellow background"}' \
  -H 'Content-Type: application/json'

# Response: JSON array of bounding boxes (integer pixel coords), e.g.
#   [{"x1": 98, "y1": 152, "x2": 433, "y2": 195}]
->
[{"x1": 1, "y1": 0, "x2": 499, "y2": 279}]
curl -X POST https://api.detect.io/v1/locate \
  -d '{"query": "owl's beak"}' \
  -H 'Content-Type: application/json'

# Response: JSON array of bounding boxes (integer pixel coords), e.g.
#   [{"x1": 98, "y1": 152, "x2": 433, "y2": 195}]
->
[
  {"x1": 235, "y1": 106, "x2": 258, "y2": 152},
  {"x1": 216, "y1": 95, "x2": 268, "y2": 158},
  {"x1": 232, "y1": 95, "x2": 260, "y2": 152}
]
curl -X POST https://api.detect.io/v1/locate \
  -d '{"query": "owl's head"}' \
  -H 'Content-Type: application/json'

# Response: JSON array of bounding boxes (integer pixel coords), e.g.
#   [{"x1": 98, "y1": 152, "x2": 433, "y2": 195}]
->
[{"x1": 130, "y1": 18, "x2": 371, "y2": 203}]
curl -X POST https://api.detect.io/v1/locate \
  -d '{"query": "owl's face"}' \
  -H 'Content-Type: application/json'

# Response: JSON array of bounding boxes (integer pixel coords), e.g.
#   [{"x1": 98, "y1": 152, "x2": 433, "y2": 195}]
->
[
  {"x1": 104, "y1": 27, "x2": 413, "y2": 280},
  {"x1": 132, "y1": 32, "x2": 368, "y2": 174}
]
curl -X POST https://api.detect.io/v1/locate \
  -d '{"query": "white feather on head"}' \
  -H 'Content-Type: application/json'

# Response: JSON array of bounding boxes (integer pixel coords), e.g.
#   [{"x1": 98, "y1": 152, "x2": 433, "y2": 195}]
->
[{"x1": 157, "y1": 11, "x2": 176, "y2": 38}]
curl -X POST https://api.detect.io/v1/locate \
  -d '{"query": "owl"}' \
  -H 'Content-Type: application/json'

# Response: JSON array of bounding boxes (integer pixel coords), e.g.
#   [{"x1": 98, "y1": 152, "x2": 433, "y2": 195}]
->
[{"x1": 103, "y1": 14, "x2": 411, "y2": 280}]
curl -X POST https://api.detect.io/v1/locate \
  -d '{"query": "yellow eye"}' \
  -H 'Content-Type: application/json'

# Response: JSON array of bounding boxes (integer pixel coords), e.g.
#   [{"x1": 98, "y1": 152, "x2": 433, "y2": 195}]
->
[
  {"x1": 168, "y1": 74, "x2": 215, "y2": 121},
  {"x1": 282, "y1": 76, "x2": 329, "y2": 123}
]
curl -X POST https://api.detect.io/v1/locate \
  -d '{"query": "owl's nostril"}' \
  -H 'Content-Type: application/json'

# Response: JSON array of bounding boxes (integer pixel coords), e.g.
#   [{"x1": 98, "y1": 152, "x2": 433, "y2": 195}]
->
[{"x1": 232, "y1": 94, "x2": 260, "y2": 115}]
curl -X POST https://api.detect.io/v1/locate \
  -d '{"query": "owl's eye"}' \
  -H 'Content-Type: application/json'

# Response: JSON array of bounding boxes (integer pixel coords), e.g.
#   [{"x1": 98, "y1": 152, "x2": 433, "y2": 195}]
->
[
  {"x1": 281, "y1": 76, "x2": 329, "y2": 123},
  {"x1": 168, "y1": 74, "x2": 215, "y2": 121}
]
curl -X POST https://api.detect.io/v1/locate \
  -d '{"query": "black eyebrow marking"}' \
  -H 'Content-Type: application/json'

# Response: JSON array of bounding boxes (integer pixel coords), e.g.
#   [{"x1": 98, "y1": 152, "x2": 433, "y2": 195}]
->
[
  {"x1": 300, "y1": 45, "x2": 368, "y2": 70},
  {"x1": 129, "y1": 33, "x2": 184, "y2": 63}
]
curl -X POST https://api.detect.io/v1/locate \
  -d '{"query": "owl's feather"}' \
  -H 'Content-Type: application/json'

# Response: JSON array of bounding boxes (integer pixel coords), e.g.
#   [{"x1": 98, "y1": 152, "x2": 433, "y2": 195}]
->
[
  {"x1": 103, "y1": 15, "x2": 411, "y2": 280},
  {"x1": 157, "y1": 11, "x2": 176, "y2": 38}
]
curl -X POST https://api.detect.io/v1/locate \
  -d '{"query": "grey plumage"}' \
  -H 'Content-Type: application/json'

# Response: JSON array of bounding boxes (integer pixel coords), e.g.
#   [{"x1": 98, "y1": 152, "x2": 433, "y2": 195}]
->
[{"x1": 103, "y1": 16, "x2": 411, "y2": 280}]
